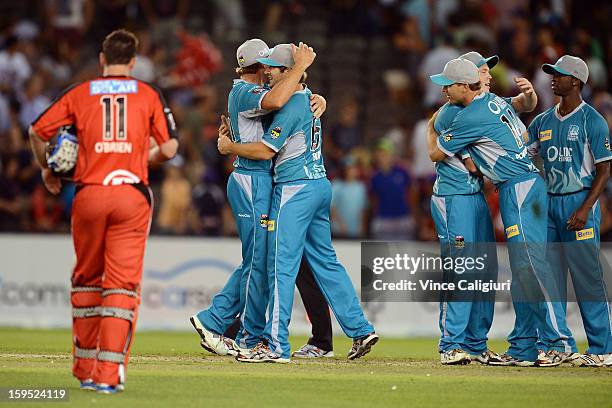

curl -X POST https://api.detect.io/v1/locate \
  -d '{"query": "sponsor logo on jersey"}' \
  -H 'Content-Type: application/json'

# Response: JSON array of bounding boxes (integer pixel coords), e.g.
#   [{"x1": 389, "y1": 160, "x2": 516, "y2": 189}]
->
[
  {"x1": 267, "y1": 220, "x2": 275, "y2": 231},
  {"x1": 90, "y1": 80, "x2": 138, "y2": 95},
  {"x1": 443, "y1": 133, "x2": 452, "y2": 142},
  {"x1": 454, "y1": 235, "x2": 464, "y2": 248},
  {"x1": 605, "y1": 138, "x2": 610, "y2": 151},
  {"x1": 567, "y1": 125, "x2": 580, "y2": 141},
  {"x1": 250, "y1": 87, "x2": 266, "y2": 94},
  {"x1": 576, "y1": 228, "x2": 594, "y2": 241},
  {"x1": 505, "y1": 224, "x2": 520, "y2": 239},
  {"x1": 539, "y1": 129, "x2": 552, "y2": 142},
  {"x1": 238, "y1": 213, "x2": 250, "y2": 218},
  {"x1": 271, "y1": 127, "x2": 282, "y2": 139},
  {"x1": 260, "y1": 214, "x2": 269, "y2": 228},
  {"x1": 547, "y1": 146, "x2": 572, "y2": 162}
]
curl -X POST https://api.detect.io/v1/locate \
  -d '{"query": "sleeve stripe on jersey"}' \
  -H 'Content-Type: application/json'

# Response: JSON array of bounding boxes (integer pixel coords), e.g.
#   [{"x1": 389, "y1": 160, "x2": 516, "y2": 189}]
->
[
  {"x1": 594, "y1": 156, "x2": 612, "y2": 164},
  {"x1": 31, "y1": 80, "x2": 84, "y2": 128},
  {"x1": 142, "y1": 81, "x2": 179, "y2": 139},
  {"x1": 262, "y1": 139, "x2": 280, "y2": 153},
  {"x1": 436, "y1": 138, "x2": 454, "y2": 157}
]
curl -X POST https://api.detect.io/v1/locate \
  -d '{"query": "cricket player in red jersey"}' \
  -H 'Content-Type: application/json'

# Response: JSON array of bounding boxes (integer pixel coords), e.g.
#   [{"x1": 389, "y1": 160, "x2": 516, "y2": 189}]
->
[{"x1": 28, "y1": 29, "x2": 179, "y2": 394}]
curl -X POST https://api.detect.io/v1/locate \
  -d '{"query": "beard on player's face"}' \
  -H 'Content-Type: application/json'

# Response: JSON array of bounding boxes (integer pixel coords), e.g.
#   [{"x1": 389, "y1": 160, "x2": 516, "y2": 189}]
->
[{"x1": 265, "y1": 67, "x2": 286, "y2": 87}]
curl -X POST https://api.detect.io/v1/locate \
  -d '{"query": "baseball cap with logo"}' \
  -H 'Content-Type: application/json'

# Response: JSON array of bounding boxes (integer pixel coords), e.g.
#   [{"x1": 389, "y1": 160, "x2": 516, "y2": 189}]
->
[
  {"x1": 460, "y1": 51, "x2": 499, "y2": 69},
  {"x1": 256, "y1": 44, "x2": 295, "y2": 68},
  {"x1": 430, "y1": 58, "x2": 480, "y2": 86},
  {"x1": 236, "y1": 39, "x2": 270, "y2": 68},
  {"x1": 542, "y1": 55, "x2": 589, "y2": 83}
]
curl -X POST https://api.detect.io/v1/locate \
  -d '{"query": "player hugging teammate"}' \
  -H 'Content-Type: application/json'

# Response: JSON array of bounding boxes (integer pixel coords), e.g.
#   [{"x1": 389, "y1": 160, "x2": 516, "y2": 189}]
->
[{"x1": 428, "y1": 54, "x2": 611, "y2": 367}]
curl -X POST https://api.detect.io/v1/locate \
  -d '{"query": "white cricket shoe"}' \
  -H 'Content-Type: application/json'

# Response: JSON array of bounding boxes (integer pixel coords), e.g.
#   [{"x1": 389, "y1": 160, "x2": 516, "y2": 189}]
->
[
  {"x1": 440, "y1": 349, "x2": 471, "y2": 365},
  {"x1": 571, "y1": 353, "x2": 612, "y2": 367},
  {"x1": 236, "y1": 342, "x2": 290, "y2": 363},
  {"x1": 189, "y1": 315, "x2": 230, "y2": 356},
  {"x1": 291, "y1": 344, "x2": 334, "y2": 358},
  {"x1": 471, "y1": 349, "x2": 504, "y2": 365},
  {"x1": 488, "y1": 353, "x2": 534, "y2": 367}
]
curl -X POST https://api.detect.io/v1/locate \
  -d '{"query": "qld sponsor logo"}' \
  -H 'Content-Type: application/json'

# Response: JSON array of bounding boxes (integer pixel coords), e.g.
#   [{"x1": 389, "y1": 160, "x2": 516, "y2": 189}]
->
[
  {"x1": 505, "y1": 224, "x2": 519, "y2": 239},
  {"x1": 576, "y1": 228, "x2": 594, "y2": 241},
  {"x1": 539, "y1": 129, "x2": 552, "y2": 142}
]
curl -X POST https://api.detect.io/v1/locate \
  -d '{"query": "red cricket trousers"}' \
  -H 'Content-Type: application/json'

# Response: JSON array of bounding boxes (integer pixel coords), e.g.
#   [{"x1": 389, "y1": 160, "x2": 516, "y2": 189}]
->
[{"x1": 70, "y1": 184, "x2": 152, "y2": 386}]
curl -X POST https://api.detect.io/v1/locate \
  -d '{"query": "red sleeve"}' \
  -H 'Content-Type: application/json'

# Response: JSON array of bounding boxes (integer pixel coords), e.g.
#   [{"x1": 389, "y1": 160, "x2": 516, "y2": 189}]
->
[
  {"x1": 148, "y1": 84, "x2": 178, "y2": 145},
  {"x1": 31, "y1": 84, "x2": 79, "y2": 141}
]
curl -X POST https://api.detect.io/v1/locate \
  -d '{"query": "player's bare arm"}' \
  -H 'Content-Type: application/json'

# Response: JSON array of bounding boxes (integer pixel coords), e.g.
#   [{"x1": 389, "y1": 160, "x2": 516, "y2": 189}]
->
[
  {"x1": 217, "y1": 115, "x2": 274, "y2": 159},
  {"x1": 511, "y1": 77, "x2": 538, "y2": 113},
  {"x1": 567, "y1": 161, "x2": 610, "y2": 231},
  {"x1": 462, "y1": 157, "x2": 484, "y2": 177},
  {"x1": 260, "y1": 42, "x2": 315, "y2": 110},
  {"x1": 426, "y1": 111, "x2": 447, "y2": 162},
  {"x1": 310, "y1": 94, "x2": 326, "y2": 118},
  {"x1": 28, "y1": 126, "x2": 62, "y2": 195},
  {"x1": 149, "y1": 138, "x2": 179, "y2": 164}
]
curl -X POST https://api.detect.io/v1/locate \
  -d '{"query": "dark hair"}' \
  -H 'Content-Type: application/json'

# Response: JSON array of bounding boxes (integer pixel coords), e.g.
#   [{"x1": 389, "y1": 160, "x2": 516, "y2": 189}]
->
[
  {"x1": 468, "y1": 82, "x2": 481, "y2": 91},
  {"x1": 236, "y1": 63, "x2": 262, "y2": 75},
  {"x1": 102, "y1": 29, "x2": 138, "y2": 65}
]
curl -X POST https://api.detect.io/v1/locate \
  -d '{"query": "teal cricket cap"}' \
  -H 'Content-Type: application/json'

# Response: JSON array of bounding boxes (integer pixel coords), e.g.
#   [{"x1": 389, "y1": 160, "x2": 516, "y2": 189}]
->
[
  {"x1": 460, "y1": 51, "x2": 499, "y2": 69},
  {"x1": 236, "y1": 39, "x2": 270, "y2": 68},
  {"x1": 430, "y1": 58, "x2": 479, "y2": 86},
  {"x1": 542, "y1": 55, "x2": 589, "y2": 83},
  {"x1": 256, "y1": 44, "x2": 294, "y2": 68}
]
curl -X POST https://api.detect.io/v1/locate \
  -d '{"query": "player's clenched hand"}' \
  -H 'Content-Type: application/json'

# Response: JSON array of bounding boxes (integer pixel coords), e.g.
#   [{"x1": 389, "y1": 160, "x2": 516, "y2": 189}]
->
[
  {"x1": 218, "y1": 114, "x2": 231, "y2": 139},
  {"x1": 515, "y1": 77, "x2": 534, "y2": 95},
  {"x1": 567, "y1": 206, "x2": 589, "y2": 231},
  {"x1": 310, "y1": 94, "x2": 326, "y2": 118},
  {"x1": 292, "y1": 42, "x2": 316, "y2": 70},
  {"x1": 41, "y1": 168, "x2": 61, "y2": 195}
]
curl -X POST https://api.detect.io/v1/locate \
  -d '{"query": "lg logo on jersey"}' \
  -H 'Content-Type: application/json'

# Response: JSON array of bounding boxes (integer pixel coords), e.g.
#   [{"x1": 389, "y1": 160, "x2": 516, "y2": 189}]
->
[{"x1": 547, "y1": 146, "x2": 573, "y2": 162}]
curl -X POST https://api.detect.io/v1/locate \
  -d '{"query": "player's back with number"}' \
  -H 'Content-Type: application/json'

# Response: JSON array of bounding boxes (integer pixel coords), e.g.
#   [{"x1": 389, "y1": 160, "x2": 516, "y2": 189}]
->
[
  {"x1": 440, "y1": 92, "x2": 537, "y2": 184},
  {"x1": 262, "y1": 88, "x2": 325, "y2": 183},
  {"x1": 31, "y1": 77, "x2": 176, "y2": 186}
]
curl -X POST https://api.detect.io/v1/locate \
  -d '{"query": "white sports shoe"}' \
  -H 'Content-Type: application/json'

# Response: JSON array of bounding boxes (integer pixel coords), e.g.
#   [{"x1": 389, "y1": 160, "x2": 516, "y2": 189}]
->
[
  {"x1": 440, "y1": 349, "x2": 471, "y2": 365},
  {"x1": 471, "y1": 349, "x2": 504, "y2": 365},
  {"x1": 571, "y1": 353, "x2": 612, "y2": 367},
  {"x1": 189, "y1": 315, "x2": 230, "y2": 356},
  {"x1": 236, "y1": 342, "x2": 290, "y2": 363},
  {"x1": 291, "y1": 344, "x2": 334, "y2": 358}
]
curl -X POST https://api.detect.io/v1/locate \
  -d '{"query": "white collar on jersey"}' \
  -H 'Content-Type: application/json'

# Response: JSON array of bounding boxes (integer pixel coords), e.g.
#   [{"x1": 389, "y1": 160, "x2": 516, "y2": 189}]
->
[
  {"x1": 554, "y1": 100, "x2": 586, "y2": 121},
  {"x1": 473, "y1": 92, "x2": 486, "y2": 100}
]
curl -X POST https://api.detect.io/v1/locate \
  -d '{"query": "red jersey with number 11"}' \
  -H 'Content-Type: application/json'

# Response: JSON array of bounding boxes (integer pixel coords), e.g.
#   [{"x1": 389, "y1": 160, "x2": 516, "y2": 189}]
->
[{"x1": 31, "y1": 75, "x2": 177, "y2": 186}]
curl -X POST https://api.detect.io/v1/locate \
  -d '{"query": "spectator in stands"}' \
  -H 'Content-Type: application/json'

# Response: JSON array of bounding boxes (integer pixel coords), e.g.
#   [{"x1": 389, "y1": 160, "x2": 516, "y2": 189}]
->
[
  {"x1": 0, "y1": 155, "x2": 22, "y2": 231},
  {"x1": 331, "y1": 156, "x2": 368, "y2": 238},
  {"x1": 369, "y1": 139, "x2": 414, "y2": 240},
  {"x1": 0, "y1": 35, "x2": 31, "y2": 94},
  {"x1": 18, "y1": 73, "x2": 50, "y2": 130},
  {"x1": 156, "y1": 157, "x2": 194, "y2": 234}
]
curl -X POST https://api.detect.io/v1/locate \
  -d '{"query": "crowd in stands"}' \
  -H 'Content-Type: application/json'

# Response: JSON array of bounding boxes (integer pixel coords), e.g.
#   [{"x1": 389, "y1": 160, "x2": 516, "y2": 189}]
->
[{"x1": 0, "y1": 0, "x2": 611, "y2": 241}]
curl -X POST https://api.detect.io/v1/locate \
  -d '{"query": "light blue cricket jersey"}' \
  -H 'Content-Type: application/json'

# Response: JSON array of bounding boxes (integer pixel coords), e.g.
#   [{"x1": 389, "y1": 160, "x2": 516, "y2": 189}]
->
[
  {"x1": 261, "y1": 87, "x2": 326, "y2": 183},
  {"x1": 227, "y1": 79, "x2": 273, "y2": 173},
  {"x1": 527, "y1": 101, "x2": 612, "y2": 194},
  {"x1": 433, "y1": 102, "x2": 482, "y2": 196},
  {"x1": 437, "y1": 93, "x2": 537, "y2": 185}
]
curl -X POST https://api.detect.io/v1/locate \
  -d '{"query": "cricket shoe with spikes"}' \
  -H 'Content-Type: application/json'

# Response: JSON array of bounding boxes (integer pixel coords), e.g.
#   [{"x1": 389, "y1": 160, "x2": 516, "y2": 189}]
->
[
  {"x1": 440, "y1": 349, "x2": 471, "y2": 365},
  {"x1": 236, "y1": 342, "x2": 290, "y2": 363},
  {"x1": 571, "y1": 353, "x2": 612, "y2": 367}
]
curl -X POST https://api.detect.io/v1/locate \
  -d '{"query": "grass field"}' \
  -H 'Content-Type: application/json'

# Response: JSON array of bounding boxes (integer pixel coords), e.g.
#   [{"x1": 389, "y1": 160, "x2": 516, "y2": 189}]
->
[{"x1": 0, "y1": 328, "x2": 610, "y2": 408}]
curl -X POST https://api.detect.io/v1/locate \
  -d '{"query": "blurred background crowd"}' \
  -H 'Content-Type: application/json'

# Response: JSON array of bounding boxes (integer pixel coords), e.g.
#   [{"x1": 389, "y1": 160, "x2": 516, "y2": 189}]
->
[{"x1": 0, "y1": 0, "x2": 611, "y2": 240}]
